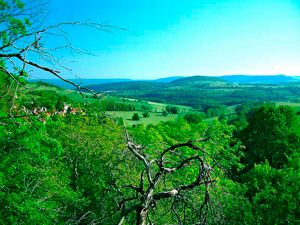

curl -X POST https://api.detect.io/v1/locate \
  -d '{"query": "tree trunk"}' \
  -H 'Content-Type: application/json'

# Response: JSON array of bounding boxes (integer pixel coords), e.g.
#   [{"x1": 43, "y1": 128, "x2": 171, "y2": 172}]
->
[{"x1": 136, "y1": 208, "x2": 147, "y2": 225}]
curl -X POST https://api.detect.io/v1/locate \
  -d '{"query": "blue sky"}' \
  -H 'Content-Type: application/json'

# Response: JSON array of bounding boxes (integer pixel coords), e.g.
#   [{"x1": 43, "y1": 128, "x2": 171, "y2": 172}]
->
[{"x1": 38, "y1": 0, "x2": 300, "y2": 79}]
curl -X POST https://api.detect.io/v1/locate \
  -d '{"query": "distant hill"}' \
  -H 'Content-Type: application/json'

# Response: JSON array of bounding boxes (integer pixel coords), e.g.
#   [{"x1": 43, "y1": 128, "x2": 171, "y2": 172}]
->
[
  {"x1": 220, "y1": 75, "x2": 297, "y2": 84},
  {"x1": 167, "y1": 75, "x2": 227, "y2": 86},
  {"x1": 153, "y1": 76, "x2": 186, "y2": 83},
  {"x1": 31, "y1": 78, "x2": 133, "y2": 89},
  {"x1": 87, "y1": 76, "x2": 229, "y2": 92},
  {"x1": 31, "y1": 77, "x2": 185, "y2": 89},
  {"x1": 87, "y1": 81, "x2": 164, "y2": 92},
  {"x1": 32, "y1": 75, "x2": 299, "y2": 90}
]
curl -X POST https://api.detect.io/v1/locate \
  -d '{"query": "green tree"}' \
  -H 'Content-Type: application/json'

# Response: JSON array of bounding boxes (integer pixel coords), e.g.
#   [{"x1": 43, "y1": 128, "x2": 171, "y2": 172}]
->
[
  {"x1": 162, "y1": 110, "x2": 168, "y2": 117},
  {"x1": 0, "y1": 113, "x2": 83, "y2": 224},
  {"x1": 183, "y1": 113, "x2": 203, "y2": 124},
  {"x1": 218, "y1": 114, "x2": 226, "y2": 121},
  {"x1": 166, "y1": 105, "x2": 179, "y2": 114},
  {"x1": 132, "y1": 112, "x2": 140, "y2": 120},
  {"x1": 241, "y1": 159, "x2": 300, "y2": 224},
  {"x1": 229, "y1": 105, "x2": 300, "y2": 224},
  {"x1": 142, "y1": 111, "x2": 150, "y2": 118},
  {"x1": 238, "y1": 105, "x2": 300, "y2": 171},
  {"x1": 56, "y1": 97, "x2": 64, "y2": 111}
]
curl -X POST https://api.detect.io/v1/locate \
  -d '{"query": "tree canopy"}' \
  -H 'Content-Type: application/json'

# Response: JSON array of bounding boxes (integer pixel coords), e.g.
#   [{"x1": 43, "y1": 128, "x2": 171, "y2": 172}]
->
[{"x1": 238, "y1": 105, "x2": 300, "y2": 170}]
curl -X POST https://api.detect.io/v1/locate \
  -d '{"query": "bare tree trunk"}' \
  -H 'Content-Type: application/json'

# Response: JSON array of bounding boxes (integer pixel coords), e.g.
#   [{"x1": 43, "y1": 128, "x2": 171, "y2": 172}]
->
[{"x1": 136, "y1": 208, "x2": 147, "y2": 225}]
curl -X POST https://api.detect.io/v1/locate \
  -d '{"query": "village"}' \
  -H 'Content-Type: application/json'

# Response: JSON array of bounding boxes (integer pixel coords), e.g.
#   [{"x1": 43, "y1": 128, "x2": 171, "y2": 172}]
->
[{"x1": 21, "y1": 102, "x2": 84, "y2": 124}]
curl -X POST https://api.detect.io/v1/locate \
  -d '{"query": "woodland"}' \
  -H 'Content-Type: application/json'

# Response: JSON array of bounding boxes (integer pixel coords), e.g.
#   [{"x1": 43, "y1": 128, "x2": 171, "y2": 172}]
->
[{"x1": 1, "y1": 1, "x2": 300, "y2": 224}]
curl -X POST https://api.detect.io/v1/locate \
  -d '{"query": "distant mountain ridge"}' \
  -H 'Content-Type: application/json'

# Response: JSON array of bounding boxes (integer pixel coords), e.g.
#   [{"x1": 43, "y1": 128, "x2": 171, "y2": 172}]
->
[
  {"x1": 32, "y1": 76, "x2": 185, "y2": 89},
  {"x1": 220, "y1": 75, "x2": 297, "y2": 84},
  {"x1": 85, "y1": 76, "x2": 229, "y2": 92},
  {"x1": 32, "y1": 75, "x2": 300, "y2": 89},
  {"x1": 32, "y1": 78, "x2": 134, "y2": 89},
  {"x1": 168, "y1": 75, "x2": 224, "y2": 86},
  {"x1": 87, "y1": 81, "x2": 164, "y2": 92},
  {"x1": 153, "y1": 76, "x2": 186, "y2": 83}
]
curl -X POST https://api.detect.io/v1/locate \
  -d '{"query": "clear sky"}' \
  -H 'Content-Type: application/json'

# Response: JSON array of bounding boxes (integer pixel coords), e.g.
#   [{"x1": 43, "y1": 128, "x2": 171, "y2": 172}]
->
[{"x1": 37, "y1": 0, "x2": 300, "y2": 79}]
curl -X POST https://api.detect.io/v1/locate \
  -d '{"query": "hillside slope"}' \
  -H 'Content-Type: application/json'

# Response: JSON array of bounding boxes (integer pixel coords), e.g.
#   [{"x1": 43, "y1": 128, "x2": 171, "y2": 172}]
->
[
  {"x1": 167, "y1": 75, "x2": 228, "y2": 87},
  {"x1": 88, "y1": 81, "x2": 164, "y2": 92},
  {"x1": 221, "y1": 75, "x2": 297, "y2": 84}
]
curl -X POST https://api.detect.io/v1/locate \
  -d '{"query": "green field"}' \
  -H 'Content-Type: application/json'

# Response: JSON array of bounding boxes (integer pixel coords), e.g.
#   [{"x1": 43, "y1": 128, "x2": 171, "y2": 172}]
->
[
  {"x1": 107, "y1": 111, "x2": 180, "y2": 126},
  {"x1": 106, "y1": 101, "x2": 194, "y2": 126}
]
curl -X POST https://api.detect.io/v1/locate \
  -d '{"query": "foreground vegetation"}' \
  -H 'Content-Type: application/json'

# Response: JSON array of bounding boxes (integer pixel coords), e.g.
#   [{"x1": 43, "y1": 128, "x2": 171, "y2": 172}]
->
[
  {"x1": 1, "y1": 0, "x2": 300, "y2": 224},
  {"x1": 2, "y1": 75, "x2": 300, "y2": 224}
]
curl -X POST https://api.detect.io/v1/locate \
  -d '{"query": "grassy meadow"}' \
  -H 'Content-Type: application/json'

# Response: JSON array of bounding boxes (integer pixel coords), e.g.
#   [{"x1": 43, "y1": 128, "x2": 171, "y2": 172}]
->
[{"x1": 107, "y1": 111, "x2": 180, "y2": 126}]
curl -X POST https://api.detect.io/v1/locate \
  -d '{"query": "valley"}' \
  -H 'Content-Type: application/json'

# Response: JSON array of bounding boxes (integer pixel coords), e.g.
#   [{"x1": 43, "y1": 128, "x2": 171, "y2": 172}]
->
[{"x1": 27, "y1": 75, "x2": 300, "y2": 126}]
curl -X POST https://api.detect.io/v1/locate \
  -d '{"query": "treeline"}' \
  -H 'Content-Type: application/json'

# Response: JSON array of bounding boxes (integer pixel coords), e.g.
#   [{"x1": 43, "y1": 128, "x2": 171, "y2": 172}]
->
[
  {"x1": 123, "y1": 90, "x2": 287, "y2": 108},
  {"x1": 21, "y1": 90, "x2": 71, "y2": 112},
  {"x1": 166, "y1": 105, "x2": 179, "y2": 114},
  {"x1": 201, "y1": 104, "x2": 227, "y2": 118},
  {"x1": 228, "y1": 101, "x2": 275, "y2": 130},
  {"x1": 116, "y1": 84, "x2": 292, "y2": 108},
  {"x1": 95, "y1": 101, "x2": 136, "y2": 111}
]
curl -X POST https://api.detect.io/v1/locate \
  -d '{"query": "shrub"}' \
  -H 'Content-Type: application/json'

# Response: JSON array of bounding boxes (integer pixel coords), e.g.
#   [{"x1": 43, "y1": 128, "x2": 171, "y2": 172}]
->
[
  {"x1": 142, "y1": 111, "x2": 150, "y2": 118},
  {"x1": 132, "y1": 113, "x2": 140, "y2": 120},
  {"x1": 162, "y1": 110, "x2": 168, "y2": 117}
]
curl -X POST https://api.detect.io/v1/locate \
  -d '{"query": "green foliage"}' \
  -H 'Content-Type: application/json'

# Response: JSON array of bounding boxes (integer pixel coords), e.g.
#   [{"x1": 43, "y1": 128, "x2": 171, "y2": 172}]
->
[
  {"x1": 183, "y1": 113, "x2": 203, "y2": 124},
  {"x1": 238, "y1": 105, "x2": 300, "y2": 170},
  {"x1": 0, "y1": 114, "x2": 83, "y2": 224},
  {"x1": 218, "y1": 114, "x2": 226, "y2": 121},
  {"x1": 125, "y1": 119, "x2": 243, "y2": 224},
  {"x1": 55, "y1": 97, "x2": 64, "y2": 111},
  {"x1": 141, "y1": 104, "x2": 152, "y2": 112},
  {"x1": 1, "y1": 0, "x2": 300, "y2": 222},
  {"x1": 142, "y1": 111, "x2": 150, "y2": 118},
  {"x1": 132, "y1": 112, "x2": 140, "y2": 120},
  {"x1": 46, "y1": 116, "x2": 127, "y2": 223},
  {"x1": 162, "y1": 109, "x2": 168, "y2": 117},
  {"x1": 229, "y1": 105, "x2": 300, "y2": 224},
  {"x1": 0, "y1": 0, "x2": 30, "y2": 46},
  {"x1": 241, "y1": 159, "x2": 300, "y2": 224},
  {"x1": 166, "y1": 105, "x2": 179, "y2": 114}
]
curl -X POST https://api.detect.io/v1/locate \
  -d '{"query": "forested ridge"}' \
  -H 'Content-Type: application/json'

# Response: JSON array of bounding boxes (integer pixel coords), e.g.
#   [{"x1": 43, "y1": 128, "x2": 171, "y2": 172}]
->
[
  {"x1": 1, "y1": 1, "x2": 300, "y2": 224},
  {"x1": 86, "y1": 76, "x2": 300, "y2": 108}
]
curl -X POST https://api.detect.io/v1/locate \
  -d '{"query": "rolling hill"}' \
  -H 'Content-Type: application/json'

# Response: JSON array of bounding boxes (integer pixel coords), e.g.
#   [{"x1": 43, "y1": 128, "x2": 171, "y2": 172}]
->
[
  {"x1": 31, "y1": 78, "x2": 134, "y2": 89},
  {"x1": 32, "y1": 75, "x2": 299, "y2": 90},
  {"x1": 86, "y1": 76, "x2": 229, "y2": 92},
  {"x1": 153, "y1": 76, "x2": 186, "y2": 83},
  {"x1": 167, "y1": 75, "x2": 227, "y2": 87},
  {"x1": 220, "y1": 75, "x2": 297, "y2": 84},
  {"x1": 87, "y1": 81, "x2": 164, "y2": 92}
]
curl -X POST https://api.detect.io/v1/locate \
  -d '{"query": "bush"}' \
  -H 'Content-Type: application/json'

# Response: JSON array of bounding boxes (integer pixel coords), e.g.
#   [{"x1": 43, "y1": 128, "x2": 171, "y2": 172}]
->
[
  {"x1": 132, "y1": 113, "x2": 140, "y2": 120},
  {"x1": 183, "y1": 113, "x2": 203, "y2": 124},
  {"x1": 218, "y1": 114, "x2": 227, "y2": 121},
  {"x1": 142, "y1": 111, "x2": 150, "y2": 118},
  {"x1": 166, "y1": 105, "x2": 179, "y2": 114},
  {"x1": 162, "y1": 110, "x2": 168, "y2": 117}
]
